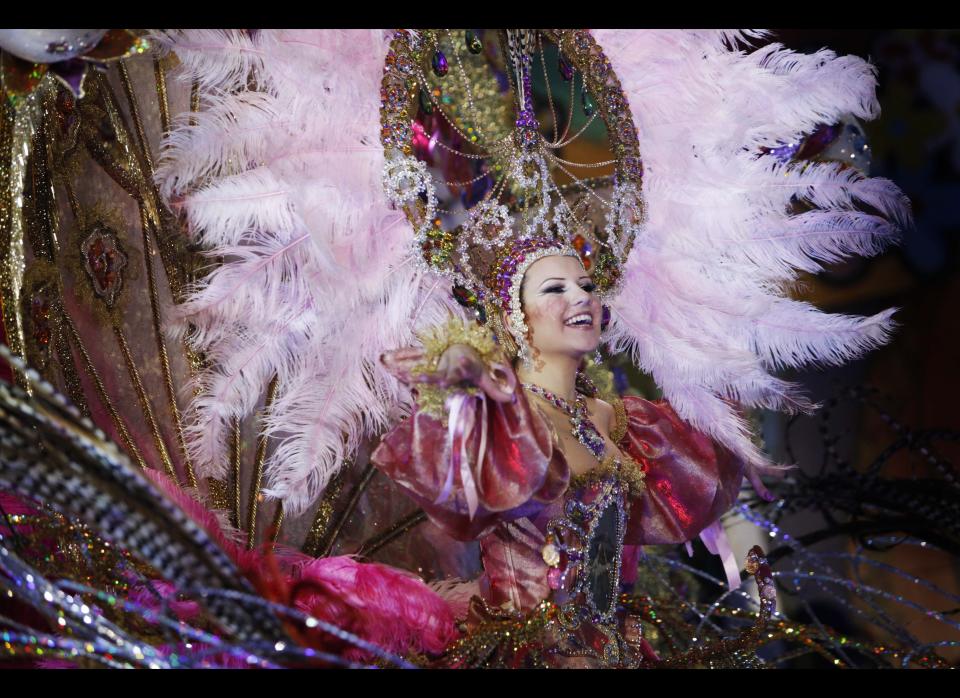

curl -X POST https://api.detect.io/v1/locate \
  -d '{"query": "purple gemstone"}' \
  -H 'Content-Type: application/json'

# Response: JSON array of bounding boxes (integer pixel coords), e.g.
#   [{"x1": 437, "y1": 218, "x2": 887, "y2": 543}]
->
[
  {"x1": 591, "y1": 55, "x2": 610, "y2": 79},
  {"x1": 574, "y1": 32, "x2": 591, "y2": 54},
  {"x1": 432, "y1": 50, "x2": 448, "y2": 78},
  {"x1": 49, "y1": 58, "x2": 87, "y2": 98},
  {"x1": 623, "y1": 156, "x2": 644, "y2": 180},
  {"x1": 606, "y1": 88, "x2": 624, "y2": 113},
  {"x1": 515, "y1": 108, "x2": 538, "y2": 129},
  {"x1": 617, "y1": 120, "x2": 636, "y2": 143},
  {"x1": 397, "y1": 54, "x2": 414, "y2": 75}
]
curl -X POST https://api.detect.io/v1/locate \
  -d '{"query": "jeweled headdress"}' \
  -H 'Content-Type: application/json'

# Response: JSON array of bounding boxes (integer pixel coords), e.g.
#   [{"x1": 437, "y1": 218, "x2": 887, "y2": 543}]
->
[{"x1": 380, "y1": 29, "x2": 644, "y2": 354}]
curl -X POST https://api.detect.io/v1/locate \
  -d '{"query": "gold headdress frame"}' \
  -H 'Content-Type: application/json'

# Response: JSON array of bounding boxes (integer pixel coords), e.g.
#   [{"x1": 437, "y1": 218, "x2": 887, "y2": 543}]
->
[{"x1": 379, "y1": 29, "x2": 646, "y2": 325}]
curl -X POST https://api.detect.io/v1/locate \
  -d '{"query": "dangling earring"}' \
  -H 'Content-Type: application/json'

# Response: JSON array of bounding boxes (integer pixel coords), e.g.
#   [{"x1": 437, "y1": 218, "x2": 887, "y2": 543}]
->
[
  {"x1": 513, "y1": 324, "x2": 535, "y2": 369},
  {"x1": 517, "y1": 340, "x2": 532, "y2": 369},
  {"x1": 594, "y1": 348, "x2": 603, "y2": 365}
]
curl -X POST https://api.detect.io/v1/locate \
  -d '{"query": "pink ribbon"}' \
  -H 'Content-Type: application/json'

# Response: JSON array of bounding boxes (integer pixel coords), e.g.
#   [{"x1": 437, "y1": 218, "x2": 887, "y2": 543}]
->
[
  {"x1": 436, "y1": 392, "x2": 487, "y2": 520},
  {"x1": 699, "y1": 519, "x2": 741, "y2": 590}
]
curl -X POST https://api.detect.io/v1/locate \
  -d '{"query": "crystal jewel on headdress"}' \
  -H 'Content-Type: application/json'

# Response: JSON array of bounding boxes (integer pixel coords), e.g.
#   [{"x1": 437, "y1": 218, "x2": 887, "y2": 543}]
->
[{"x1": 382, "y1": 156, "x2": 435, "y2": 208}]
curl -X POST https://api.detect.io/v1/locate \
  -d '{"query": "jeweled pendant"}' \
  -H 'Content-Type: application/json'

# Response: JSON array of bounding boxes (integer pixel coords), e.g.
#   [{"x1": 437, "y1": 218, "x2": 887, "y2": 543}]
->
[
  {"x1": 432, "y1": 50, "x2": 448, "y2": 77},
  {"x1": 547, "y1": 566, "x2": 562, "y2": 590},
  {"x1": 465, "y1": 30, "x2": 483, "y2": 55},
  {"x1": 542, "y1": 542, "x2": 560, "y2": 567},
  {"x1": 452, "y1": 284, "x2": 476, "y2": 308},
  {"x1": 559, "y1": 53, "x2": 574, "y2": 81},
  {"x1": 581, "y1": 88, "x2": 594, "y2": 116}
]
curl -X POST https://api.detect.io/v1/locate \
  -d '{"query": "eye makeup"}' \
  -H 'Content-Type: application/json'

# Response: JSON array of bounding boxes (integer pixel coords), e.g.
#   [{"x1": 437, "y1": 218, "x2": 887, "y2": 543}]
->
[{"x1": 541, "y1": 281, "x2": 597, "y2": 295}]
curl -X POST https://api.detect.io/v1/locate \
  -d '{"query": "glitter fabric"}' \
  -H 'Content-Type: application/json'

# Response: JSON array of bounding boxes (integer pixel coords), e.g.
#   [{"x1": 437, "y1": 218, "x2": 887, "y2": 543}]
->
[{"x1": 0, "y1": 91, "x2": 36, "y2": 393}]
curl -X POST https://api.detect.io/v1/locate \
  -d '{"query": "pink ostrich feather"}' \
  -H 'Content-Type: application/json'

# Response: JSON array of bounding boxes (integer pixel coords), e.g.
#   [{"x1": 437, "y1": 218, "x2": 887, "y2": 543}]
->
[
  {"x1": 139, "y1": 470, "x2": 457, "y2": 660},
  {"x1": 594, "y1": 29, "x2": 910, "y2": 475},
  {"x1": 291, "y1": 556, "x2": 459, "y2": 659},
  {"x1": 155, "y1": 29, "x2": 455, "y2": 516}
]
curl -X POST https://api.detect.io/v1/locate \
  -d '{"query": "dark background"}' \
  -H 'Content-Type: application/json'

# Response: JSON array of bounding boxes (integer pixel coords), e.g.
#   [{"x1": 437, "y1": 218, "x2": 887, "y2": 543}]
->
[
  {"x1": 765, "y1": 29, "x2": 960, "y2": 663},
  {"x1": 765, "y1": 30, "x2": 959, "y2": 496}
]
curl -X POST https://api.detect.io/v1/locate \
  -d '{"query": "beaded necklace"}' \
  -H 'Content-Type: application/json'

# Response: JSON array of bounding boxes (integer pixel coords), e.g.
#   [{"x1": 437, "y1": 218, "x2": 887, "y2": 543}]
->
[{"x1": 522, "y1": 383, "x2": 606, "y2": 460}]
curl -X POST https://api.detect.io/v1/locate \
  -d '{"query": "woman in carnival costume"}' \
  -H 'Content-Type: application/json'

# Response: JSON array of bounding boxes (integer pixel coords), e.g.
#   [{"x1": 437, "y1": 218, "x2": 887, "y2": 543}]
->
[
  {"x1": 0, "y1": 29, "x2": 913, "y2": 667},
  {"x1": 360, "y1": 30, "x2": 905, "y2": 666}
]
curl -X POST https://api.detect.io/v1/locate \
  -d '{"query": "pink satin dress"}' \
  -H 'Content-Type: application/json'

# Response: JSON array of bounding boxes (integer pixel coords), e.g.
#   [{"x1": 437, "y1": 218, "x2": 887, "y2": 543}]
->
[{"x1": 371, "y1": 388, "x2": 744, "y2": 621}]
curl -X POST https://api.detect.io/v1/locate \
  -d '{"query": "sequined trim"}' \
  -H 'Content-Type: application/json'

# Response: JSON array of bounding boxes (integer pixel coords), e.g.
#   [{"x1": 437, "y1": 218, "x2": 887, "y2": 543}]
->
[
  {"x1": 568, "y1": 453, "x2": 646, "y2": 498},
  {"x1": 442, "y1": 597, "x2": 559, "y2": 668},
  {"x1": 411, "y1": 316, "x2": 504, "y2": 422},
  {"x1": 610, "y1": 395, "x2": 628, "y2": 443}
]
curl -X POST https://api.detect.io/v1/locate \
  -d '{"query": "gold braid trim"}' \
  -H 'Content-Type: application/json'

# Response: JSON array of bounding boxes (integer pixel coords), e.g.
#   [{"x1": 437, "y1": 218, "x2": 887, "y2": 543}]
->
[
  {"x1": 411, "y1": 316, "x2": 504, "y2": 422},
  {"x1": 441, "y1": 598, "x2": 560, "y2": 668},
  {"x1": 610, "y1": 395, "x2": 628, "y2": 443},
  {"x1": 569, "y1": 453, "x2": 646, "y2": 498}
]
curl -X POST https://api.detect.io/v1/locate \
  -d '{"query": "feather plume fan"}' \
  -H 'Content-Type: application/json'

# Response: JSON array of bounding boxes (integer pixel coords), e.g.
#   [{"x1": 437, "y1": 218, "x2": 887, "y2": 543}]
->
[
  {"x1": 154, "y1": 30, "x2": 453, "y2": 515},
  {"x1": 594, "y1": 30, "x2": 910, "y2": 473}
]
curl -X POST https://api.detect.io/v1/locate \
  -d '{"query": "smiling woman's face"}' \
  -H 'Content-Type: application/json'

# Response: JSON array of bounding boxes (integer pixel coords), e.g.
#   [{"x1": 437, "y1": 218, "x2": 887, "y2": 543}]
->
[{"x1": 518, "y1": 254, "x2": 601, "y2": 361}]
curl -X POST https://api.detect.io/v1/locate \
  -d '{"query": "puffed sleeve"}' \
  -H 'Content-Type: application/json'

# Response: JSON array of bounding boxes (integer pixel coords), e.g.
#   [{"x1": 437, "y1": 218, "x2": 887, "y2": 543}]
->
[
  {"x1": 618, "y1": 397, "x2": 744, "y2": 545},
  {"x1": 371, "y1": 384, "x2": 569, "y2": 541}
]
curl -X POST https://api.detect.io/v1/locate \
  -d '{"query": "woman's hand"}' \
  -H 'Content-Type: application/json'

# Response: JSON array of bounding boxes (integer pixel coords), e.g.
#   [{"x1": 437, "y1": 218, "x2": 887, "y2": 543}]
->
[
  {"x1": 381, "y1": 344, "x2": 515, "y2": 403},
  {"x1": 434, "y1": 343, "x2": 485, "y2": 388}
]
